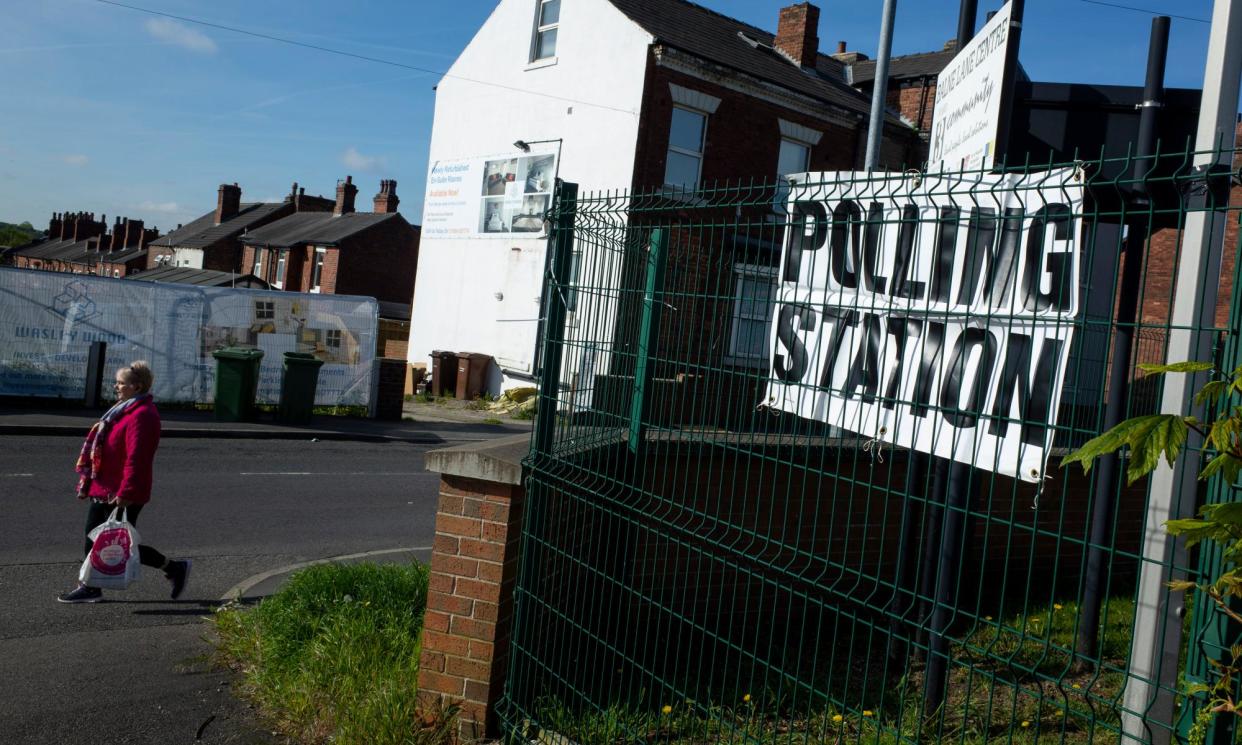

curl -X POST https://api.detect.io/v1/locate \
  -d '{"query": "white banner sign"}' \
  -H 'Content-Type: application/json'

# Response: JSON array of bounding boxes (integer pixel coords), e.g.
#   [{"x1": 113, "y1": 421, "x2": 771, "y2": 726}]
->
[
  {"x1": 423, "y1": 151, "x2": 557, "y2": 238},
  {"x1": 0, "y1": 268, "x2": 377, "y2": 406},
  {"x1": 928, "y1": 2, "x2": 1011, "y2": 171},
  {"x1": 762, "y1": 168, "x2": 1084, "y2": 482}
]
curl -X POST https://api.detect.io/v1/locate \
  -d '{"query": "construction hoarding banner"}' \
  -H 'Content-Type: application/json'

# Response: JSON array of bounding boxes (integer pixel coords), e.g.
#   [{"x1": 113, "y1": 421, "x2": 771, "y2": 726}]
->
[
  {"x1": 762, "y1": 167, "x2": 1084, "y2": 482},
  {"x1": 0, "y1": 267, "x2": 377, "y2": 405}
]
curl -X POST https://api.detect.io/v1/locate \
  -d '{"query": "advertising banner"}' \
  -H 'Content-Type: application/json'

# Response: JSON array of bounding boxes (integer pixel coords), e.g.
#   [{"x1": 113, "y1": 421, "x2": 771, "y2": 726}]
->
[
  {"x1": 928, "y1": 2, "x2": 1011, "y2": 171},
  {"x1": 423, "y1": 150, "x2": 557, "y2": 238},
  {"x1": 761, "y1": 168, "x2": 1084, "y2": 482},
  {"x1": 0, "y1": 268, "x2": 377, "y2": 405}
]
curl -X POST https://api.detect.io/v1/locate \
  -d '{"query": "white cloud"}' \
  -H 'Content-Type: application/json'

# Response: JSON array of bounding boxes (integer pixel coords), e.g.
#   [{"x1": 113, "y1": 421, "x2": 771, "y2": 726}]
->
[
  {"x1": 143, "y1": 18, "x2": 217, "y2": 54},
  {"x1": 62, "y1": 154, "x2": 89, "y2": 167},
  {"x1": 342, "y1": 146, "x2": 386, "y2": 172},
  {"x1": 139, "y1": 200, "x2": 182, "y2": 213}
]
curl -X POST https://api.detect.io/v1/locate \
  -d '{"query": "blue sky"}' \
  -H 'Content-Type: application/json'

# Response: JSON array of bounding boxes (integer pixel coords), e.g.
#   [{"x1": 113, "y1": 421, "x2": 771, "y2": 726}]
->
[{"x1": 0, "y1": 0, "x2": 1223, "y2": 230}]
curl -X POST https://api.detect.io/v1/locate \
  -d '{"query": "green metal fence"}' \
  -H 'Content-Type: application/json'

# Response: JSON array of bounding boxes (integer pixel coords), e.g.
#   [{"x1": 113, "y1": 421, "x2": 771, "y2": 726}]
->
[{"x1": 499, "y1": 146, "x2": 1242, "y2": 744}]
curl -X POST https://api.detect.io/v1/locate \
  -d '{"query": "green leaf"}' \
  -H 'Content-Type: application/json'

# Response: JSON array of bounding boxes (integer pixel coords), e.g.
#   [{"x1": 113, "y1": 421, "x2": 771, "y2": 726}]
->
[
  {"x1": 1167, "y1": 579, "x2": 1198, "y2": 592},
  {"x1": 1200, "y1": 452, "x2": 1234, "y2": 481},
  {"x1": 1196, "y1": 380, "x2": 1230, "y2": 406},
  {"x1": 1201, "y1": 502, "x2": 1242, "y2": 527},
  {"x1": 1127, "y1": 416, "x2": 1189, "y2": 484},
  {"x1": 1062, "y1": 414, "x2": 1173, "y2": 474},
  {"x1": 1138, "y1": 361, "x2": 1214, "y2": 375}
]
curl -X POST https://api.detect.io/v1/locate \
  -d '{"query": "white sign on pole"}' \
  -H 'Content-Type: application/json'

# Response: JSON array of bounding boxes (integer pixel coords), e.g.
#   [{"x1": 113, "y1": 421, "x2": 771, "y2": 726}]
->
[
  {"x1": 423, "y1": 150, "x2": 558, "y2": 238},
  {"x1": 761, "y1": 168, "x2": 1084, "y2": 483},
  {"x1": 928, "y1": 2, "x2": 1012, "y2": 171}
]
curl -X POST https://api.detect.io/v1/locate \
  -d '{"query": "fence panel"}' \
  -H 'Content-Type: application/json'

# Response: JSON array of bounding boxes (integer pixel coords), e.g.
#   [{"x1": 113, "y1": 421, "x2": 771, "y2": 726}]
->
[{"x1": 501, "y1": 149, "x2": 1241, "y2": 744}]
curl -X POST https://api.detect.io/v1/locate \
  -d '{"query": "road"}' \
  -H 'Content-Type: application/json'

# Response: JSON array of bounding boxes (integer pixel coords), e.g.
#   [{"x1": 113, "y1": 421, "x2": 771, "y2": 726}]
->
[{"x1": 0, "y1": 435, "x2": 451, "y2": 745}]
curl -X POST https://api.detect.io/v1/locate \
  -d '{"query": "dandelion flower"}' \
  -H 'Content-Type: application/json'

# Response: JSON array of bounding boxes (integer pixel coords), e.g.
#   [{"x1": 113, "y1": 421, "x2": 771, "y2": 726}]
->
[
  {"x1": 1071, "y1": 683, "x2": 1082, "y2": 690},
  {"x1": 984, "y1": 615, "x2": 993, "y2": 621},
  {"x1": 1053, "y1": 604, "x2": 1063, "y2": 611},
  {"x1": 832, "y1": 714, "x2": 844, "y2": 723},
  {"x1": 743, "y1": 693, "x2": 751, "y2": 703},
  {"x1": 1021, "y1": 720, "x2": 1030, "y2": 728},
  {"x1": 662, "y1": 705, "x2": 672, "y2": 715},
  {"x1": 863, "y1": 710, "x2": 874, "y2": 717}
]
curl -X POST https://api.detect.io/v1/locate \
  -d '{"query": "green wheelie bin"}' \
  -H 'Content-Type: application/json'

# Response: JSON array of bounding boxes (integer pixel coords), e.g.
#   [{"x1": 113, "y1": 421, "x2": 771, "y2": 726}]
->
[
  {"x1": 277, "y1": 352, "x2": 324, "y2": 424},
  {"x1": 212, "y1": 347, "x2": 264, "y2": 422}
]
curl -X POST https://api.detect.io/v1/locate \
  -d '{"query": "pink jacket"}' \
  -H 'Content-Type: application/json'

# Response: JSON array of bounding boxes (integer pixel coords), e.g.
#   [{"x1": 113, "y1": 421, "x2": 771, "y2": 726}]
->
[{"x1": 85, "y1": 398, "x2": 161, "y2": 504}]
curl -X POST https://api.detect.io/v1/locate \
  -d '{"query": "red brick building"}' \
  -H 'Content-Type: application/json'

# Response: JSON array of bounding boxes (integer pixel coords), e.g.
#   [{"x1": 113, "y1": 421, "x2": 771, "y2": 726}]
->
[
  {"x1": 10, "y1": 212, "x2": 158, "y2": 277},
  {"x1": 240, "y1": 177, "x2": 420, "y2": 305},
  {"x1": 147, "y1": 182, "x2": 333, "y2": 272}
]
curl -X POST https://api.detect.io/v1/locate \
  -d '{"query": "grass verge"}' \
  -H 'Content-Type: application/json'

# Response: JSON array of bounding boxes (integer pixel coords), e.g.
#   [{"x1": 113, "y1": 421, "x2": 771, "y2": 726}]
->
[
  {"x1": 211, "y1": 561, "x2": 457, "y2": 745},
  {"x1": 526, "y1": 595, "x2": 1142, "y2": 744}
]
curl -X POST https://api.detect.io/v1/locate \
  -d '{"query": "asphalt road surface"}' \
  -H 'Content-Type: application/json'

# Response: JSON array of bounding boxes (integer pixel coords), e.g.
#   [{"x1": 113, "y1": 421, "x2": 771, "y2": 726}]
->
[{"x1": 0, "y1": 435, "x2": 448, "y2": 745}]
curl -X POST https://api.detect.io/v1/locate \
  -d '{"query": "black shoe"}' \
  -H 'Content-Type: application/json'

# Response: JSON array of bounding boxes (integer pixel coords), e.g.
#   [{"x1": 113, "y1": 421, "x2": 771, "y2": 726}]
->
[
  {"x1": 165, "y1": 559, "x2": 191, "y2": 600},
  {"x1": 58, "y1": 585, "x2": 102, "y2": 603}
]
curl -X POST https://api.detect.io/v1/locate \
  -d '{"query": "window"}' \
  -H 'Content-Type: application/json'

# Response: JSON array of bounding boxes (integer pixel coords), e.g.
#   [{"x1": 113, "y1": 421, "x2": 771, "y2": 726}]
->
[
  {"x1": 727, "y1": 264, "x2": 778, "y2": 365},
  {"x1": 531, "y1": 0, "x2": 559, "y2": 61},
  {"x1": 274, "y1": 250, "x2": 288, "y2": 289},
  {"x1": 251, "y1": 249, "x2": 263, "y2": 279},
  {"x1": 664, "y1": 106, "x2": 707, "y2": 190},
  {"x1": 565, "y1": 250, "x2": 581, "y2": 313},
  {"x1": 325, "y1": 329, "x2": 342, "y2": 348},
  {"x1": 255, "y1": 300, "x2": 275, "y2": 320},
  {"x1": 310, "y1": 247, "x2": 326, "y2": 293},
  {"x1": 778, "y1": 139, "x2": 811, "y2": 178}
]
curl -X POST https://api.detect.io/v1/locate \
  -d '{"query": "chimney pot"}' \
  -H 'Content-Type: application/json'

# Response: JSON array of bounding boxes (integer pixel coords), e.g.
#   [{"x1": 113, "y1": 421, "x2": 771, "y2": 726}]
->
[
  {"x1": 373, "y1": 179, "x2": 400, "y2": 214},
  {"x1": 837, "y1": 41, "x2": 846, "y2": 54},
  {"x1": 775, "y1": 3, "x2": 821, "y2": 68},
  {"x1": 216, "y1": 183, "x2": 242, "y2": 225},
  {"x1": 335, "y1": 175, "x2": 359, "y2": 216}
]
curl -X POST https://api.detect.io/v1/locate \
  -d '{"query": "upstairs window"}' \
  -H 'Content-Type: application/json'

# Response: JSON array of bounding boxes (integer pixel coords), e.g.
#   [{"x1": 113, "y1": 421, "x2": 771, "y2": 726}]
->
[
  {"x1": 325, "y1": 329, "x2": 342, "y2": 348},
  {"x1": 664, "y1": 106, "x2": 706, "y2": 190},
  {"x1": 251, "y1": 250, "x2": 263, "y2": 279},
  {"x1": 727, "y1": 264, "x2": 778, "y2": 366},
  {"x1": 274, "y1": 250, "x2": 288, "y2": 289},
  {"x1": 310, "y1": 247, "x2": 326, "y2": 293},
  {"x1": 255, "y1": 300, "x2": 275, "y2": 320},
  {"x1": 777, "y1": 138, "x2": 810, "y2": 179},
  {"x1": 531, "y1": 0, "x2": 559, "y2": 61}
]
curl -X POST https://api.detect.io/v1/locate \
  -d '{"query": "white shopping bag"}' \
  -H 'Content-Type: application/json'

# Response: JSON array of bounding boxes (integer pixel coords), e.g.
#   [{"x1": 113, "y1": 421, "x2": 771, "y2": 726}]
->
[{"x1": 79, "y1": 507, "x2": 142, "y2": 590}]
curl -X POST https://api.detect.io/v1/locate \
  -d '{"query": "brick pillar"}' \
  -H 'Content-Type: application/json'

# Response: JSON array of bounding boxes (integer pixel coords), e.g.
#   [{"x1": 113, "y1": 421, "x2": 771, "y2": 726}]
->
[
  {"x1": 418, "y1": 435, "x2": 528, "y2": 741},
  {"x1": 374, "y1": 357, "x2": 406, "y2": 420}
]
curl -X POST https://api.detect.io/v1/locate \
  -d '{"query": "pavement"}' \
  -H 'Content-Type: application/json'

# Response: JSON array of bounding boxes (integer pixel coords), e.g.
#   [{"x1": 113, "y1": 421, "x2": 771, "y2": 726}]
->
[
  {"x1": 0, "y1": 401, "x2": 529, "y2": 745},
  {"x1": 0, "y1": 398, "x2": 533, "y2": 443}
]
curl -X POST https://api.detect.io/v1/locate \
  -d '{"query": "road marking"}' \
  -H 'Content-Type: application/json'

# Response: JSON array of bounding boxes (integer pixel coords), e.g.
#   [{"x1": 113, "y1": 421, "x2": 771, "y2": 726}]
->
[
  {"x1": 1, "y1": 473, "x2": 34, "y2": 477},
  {"x1": 221, "y1": 546, "x2": 432, "y2": 602},
  {"x1": 238, "y1": 471, "x2": 435, "y2": 476}
]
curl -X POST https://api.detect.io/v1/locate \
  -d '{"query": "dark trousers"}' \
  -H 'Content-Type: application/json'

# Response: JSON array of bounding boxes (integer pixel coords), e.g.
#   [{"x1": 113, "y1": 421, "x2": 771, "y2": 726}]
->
[{"x1": 83, "y1": 501, "x2": 168, "y2": 569}]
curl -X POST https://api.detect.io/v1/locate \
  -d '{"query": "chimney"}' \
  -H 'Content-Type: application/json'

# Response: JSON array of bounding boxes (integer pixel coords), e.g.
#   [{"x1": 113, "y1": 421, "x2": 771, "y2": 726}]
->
[
  {"x1": 837, "y1": 41, "x2": 846, "y2": 54},
  {"x1": 334, "y1": 175, "x2": 357, "y2": 216},
  {"x1": 48, "y1": 212, "x2": 62, "y2": 239},
  {"x1": 215, "y1": 183, "x2": 241, "y2": 225},
  {"x1": 775, "y1": 2, "x2": 820, "y2": 68},
  {"x1": 123, "y1": 218, "x2": 146, "y2": 248},
  {"x1": 373, "y1": 179, "x2": 400, "y2": 214}
]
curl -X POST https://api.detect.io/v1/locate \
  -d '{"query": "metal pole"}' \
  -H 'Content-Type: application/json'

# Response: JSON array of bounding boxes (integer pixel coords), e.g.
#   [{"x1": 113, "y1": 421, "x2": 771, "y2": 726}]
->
[
  {"x1": 1122, "y1": 2, "x2": 1242, "y2": 741},
  {"x1": 533, "y1": 180, "x2": 578, "y2": 456},
  {"x1": 864, "y1": 0, "x2": 898, "y2": 170},
  {"x1": 924, "y1": 460, "x2": 975, "y2": 714},
  {"x1": 1076, "y1": 15, "x2": 1170, "y2": 666},
  {"x1": 84, "y1": 341, "x2": 107, "y2": 409},
  {"x1": 955, "y1": 0, "x2": 978, "y2": 51}
]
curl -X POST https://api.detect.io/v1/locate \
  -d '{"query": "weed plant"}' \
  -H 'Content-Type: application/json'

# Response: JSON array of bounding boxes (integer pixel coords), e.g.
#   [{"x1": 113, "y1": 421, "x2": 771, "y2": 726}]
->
[{"x1": 213, "y1": 561, "x2": 456, "y2": 745}]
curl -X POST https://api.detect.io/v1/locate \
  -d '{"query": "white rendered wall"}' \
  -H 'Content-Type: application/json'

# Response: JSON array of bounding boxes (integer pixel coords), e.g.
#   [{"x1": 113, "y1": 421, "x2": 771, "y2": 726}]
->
[
  {"x1": 408, "y1": 0, "x2": 651, "y2": 391},
  {"x1": 173, "y1": 248, "x2": 204, "y2": 269}
]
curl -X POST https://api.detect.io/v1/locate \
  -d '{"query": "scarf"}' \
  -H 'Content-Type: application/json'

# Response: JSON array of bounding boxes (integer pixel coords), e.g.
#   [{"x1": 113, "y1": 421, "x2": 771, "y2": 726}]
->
[{"x1": 75, "y1": 393, "x2": 151, "y2": 497}]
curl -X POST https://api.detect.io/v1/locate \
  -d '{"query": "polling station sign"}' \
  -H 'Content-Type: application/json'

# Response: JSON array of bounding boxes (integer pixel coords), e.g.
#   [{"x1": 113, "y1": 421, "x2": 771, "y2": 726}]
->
[{"x1": 761, "y1": 168, "x2": 1084, "y2": 482}]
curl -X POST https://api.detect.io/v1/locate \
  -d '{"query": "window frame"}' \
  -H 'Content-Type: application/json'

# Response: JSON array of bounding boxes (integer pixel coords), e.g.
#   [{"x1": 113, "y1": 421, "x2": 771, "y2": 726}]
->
[
  {"x1": 274, "y1": 249, "x2": 288, "y2": 289},
  {"x1": 663, "y1": 105, "x2": 708, "y2": 191},
  {"x1": 254, "y1": 300, "x2": 275, "y2": 321},
  {"x1": 724, "y1": 263, "x2": 778, "y2": 368},
  {"x1": 529, "y1": 0, "x2": 560, "y2": 63},
  {"x1": 310, "y1": 247, "x2": 326, "y2": 293},
  {"x1": 251, "y1": 249, "x2": 263, "y2": 279}
]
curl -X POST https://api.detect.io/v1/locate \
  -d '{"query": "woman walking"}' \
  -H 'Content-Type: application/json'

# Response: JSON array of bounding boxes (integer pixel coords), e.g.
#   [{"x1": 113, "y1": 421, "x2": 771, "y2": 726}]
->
[{"x1": 58, "y1": 361, "x2": 191, "y2": 603}]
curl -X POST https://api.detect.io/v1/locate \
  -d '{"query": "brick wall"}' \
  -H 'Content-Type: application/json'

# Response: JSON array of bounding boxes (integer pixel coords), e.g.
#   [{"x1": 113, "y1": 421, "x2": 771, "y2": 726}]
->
[
  {"x1": 333, "y1": 218, "x2": 420, "y2": 304},
  {"x1": 630, "y1": 62, "x2": 916, "y2": 193},
  {"x1": 417, "y1": 474, "x2": 524, "y2": 741},
  {"x1": 378, "y1": 317, "x2": 410, "y2": 359}
]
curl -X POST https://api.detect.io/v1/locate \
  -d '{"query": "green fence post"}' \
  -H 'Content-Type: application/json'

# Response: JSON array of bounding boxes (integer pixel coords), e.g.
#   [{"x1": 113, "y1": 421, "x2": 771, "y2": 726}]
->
[
  {"x1": 533, "y1": 180, "x2": 578, "y2": 457},
  {"x1": 628, "y1": 227, "x2": 667, "y2": 455},
  {"x1": 1176, "y1": 216, "x2": 1242, "y2": 744}
]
